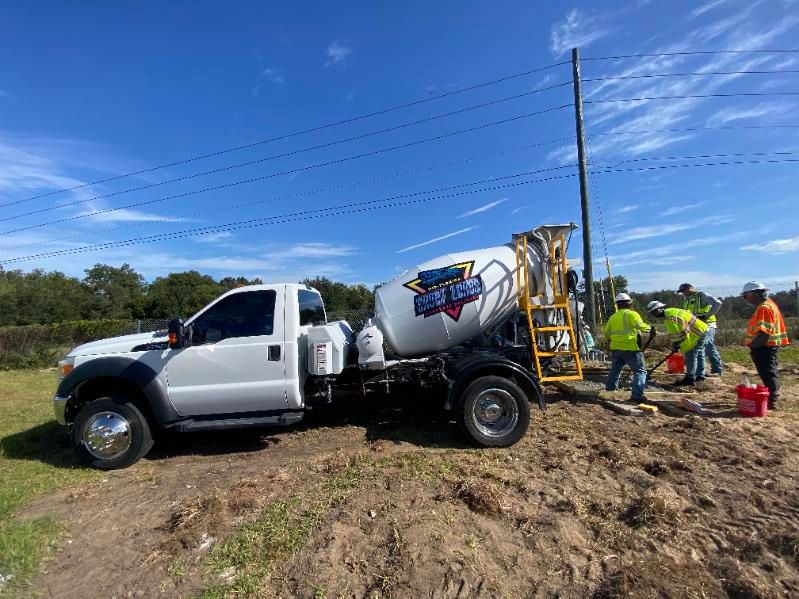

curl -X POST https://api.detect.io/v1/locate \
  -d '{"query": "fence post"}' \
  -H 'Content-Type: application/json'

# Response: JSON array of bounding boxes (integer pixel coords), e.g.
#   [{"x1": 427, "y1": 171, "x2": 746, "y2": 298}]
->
[{"x1": 137, "y1": 320, "x2": 141, "y2": 334}]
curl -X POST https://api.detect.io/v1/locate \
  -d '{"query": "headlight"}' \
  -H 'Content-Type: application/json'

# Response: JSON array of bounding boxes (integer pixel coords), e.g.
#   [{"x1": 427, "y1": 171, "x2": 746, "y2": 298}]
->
[{"x1": 58, "y1": 358, "x2": 74, "y2": 378}]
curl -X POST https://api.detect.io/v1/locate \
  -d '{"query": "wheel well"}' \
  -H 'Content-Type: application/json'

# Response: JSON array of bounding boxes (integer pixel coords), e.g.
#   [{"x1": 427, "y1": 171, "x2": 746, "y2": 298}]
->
[
  {"x1": 67, "y1": 377, "x2": 153, "y2": 425},
  {"x1": 453, "y1": 366, "x2": 541, "y2": 407}
]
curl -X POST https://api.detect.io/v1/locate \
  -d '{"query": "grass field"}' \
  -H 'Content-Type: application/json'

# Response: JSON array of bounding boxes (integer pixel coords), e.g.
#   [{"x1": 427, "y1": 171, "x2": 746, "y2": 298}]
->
[
  {"x1": 0, "y1": 370, "x2": 102, "y2": 597},
  {"x1": 719, "y1": 345, "x2": 799, "y2": 366}
]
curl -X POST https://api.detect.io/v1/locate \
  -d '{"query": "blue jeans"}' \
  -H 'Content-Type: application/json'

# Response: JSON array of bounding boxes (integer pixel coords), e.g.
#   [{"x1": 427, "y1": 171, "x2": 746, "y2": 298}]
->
[
  {"x1": 696, "y1": 326, "x2": 723, "y2": 376},
  {"x1": 684, "y1": 333, "x2": 706, "y2": 382},
  {"x1": 606, "y1": 350, "x2": 646, "y2": 400}
]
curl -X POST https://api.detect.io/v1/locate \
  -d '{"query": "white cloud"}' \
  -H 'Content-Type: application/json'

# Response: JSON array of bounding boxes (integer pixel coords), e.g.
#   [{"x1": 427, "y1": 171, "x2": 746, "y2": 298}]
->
[
  {"x1": 607, "y1": 215, "x2": 732, "y2": 245},
  {"x1": 396, "y1": 227, "x2": 477, "y2": 254},
  {"x1": 193, "y1": 231, "x2": 233, "y2": 243},
  {"x1": 287, "y1": 242, "x2": 357, "y2": 257},
  {"x1": 742, "y1": 235, "x2": 799, "y2": 254},
  {"x1": 457, "y1": 198, "x2": 508, "y2": 219},
  {"x1": 689, "y1": 0, "x2": 731, "y2": 20},
  {"x1": 550, "y1": 9, "x2": 614, "y2": 57},
  {"x1": 325, "y1": 41, "x2": 352, "y2": 66},
  {"x1": 659, "y1": 201, "x2": 705, "y2": 216},
  {"x1": 707, "y1": 101, "x2": 793, "y2": 126},
  {"x1": 617, "y1": 204, "x2": 639, "y2": 213},
  {"x1": 262, "y1": 67, "x2": 284, "y2": 84},
  {"x1": 625, "y1": 270, "x2": 745, "y2": 291},
  {"x1": 0, "y1": 89, "x2": 9, "y2": 98},
  {"x1": 510, "y1": 205, "x2": 529, "y2": 215},
  {"x1": 78, "y1": 203, "x2": 186, "y2": 224}
]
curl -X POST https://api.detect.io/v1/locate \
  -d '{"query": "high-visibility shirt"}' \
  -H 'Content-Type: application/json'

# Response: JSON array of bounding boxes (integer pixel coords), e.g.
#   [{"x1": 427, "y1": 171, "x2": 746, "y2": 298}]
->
[
  {"x1": 744, "y1": 299, "x2": 790, "y2": 347},
  {"x1": 604, "y1": 308, "x2": 651, "y2": 351},
  {"x1": 664, "y1": 308, "x2": 708, "y2": 353},
  {"x1": 683, "y1": 292, "x2": 718, "y2": 324}
]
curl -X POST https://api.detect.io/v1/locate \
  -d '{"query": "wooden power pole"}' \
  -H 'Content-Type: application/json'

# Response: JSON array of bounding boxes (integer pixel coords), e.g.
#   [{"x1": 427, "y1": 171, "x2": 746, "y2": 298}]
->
[{"x1": 571, "y1": 47, "x2": 596, "y2": 327}]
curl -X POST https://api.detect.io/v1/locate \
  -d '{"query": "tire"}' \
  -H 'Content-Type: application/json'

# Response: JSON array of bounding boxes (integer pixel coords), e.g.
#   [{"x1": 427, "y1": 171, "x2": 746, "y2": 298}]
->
[
  {"x1": 456, "y1": 375, "x2": 531, "y2": 448},
  {"x1": 72, "y1": 396, "x2": 154, "y2": 470}
]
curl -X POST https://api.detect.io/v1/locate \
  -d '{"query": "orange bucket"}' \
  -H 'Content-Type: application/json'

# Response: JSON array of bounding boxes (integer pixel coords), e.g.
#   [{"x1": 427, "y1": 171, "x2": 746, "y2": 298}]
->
[{"x1": 666, "y1": 353, "x2": 685, "y2": 374}]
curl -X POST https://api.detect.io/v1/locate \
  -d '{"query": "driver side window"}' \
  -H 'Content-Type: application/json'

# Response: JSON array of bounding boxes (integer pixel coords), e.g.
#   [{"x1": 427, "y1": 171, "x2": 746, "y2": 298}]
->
[{"x1": 191, "y1": 290, "x2": 276, "y2": 344}]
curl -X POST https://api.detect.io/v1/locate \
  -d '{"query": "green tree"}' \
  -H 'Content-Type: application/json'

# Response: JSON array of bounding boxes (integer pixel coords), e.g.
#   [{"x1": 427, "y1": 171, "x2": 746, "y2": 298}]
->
[
  {"x1": 301, "y1": 277, "x2": 375, "y2": 313},
  {"x1": 145, "y1": 271, "x2": 224, "y2": 318},
  {"x1": 83, "y1": 263, "x2": 146, "y2": 320}
]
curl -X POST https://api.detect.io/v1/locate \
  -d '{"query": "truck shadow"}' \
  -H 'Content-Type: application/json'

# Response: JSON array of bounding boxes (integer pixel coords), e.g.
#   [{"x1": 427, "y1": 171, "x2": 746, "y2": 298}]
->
[{"x1": 2, "y1": 393, "x2": 469, "y2": 470}]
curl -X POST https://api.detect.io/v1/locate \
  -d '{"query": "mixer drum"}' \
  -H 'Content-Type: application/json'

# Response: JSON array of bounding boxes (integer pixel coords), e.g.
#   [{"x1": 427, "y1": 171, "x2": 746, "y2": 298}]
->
[{"x1": 374, "y1": 244, "x2": 544, "y2": 357}]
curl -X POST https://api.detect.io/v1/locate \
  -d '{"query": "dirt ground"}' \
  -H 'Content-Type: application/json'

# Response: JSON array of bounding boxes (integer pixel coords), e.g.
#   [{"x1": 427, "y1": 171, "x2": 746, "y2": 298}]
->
[{"x1": 20, "y1": 362, "x2": 799, "y2": 599}]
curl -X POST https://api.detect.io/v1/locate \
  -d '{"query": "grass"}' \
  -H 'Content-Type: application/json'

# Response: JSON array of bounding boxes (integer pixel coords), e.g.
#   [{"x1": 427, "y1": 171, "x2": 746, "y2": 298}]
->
[
  {"x1": 0, "y1": 369, "x2": 102, "y2": 597},
  {"x1": 719, "y1": 345, "x2": 799, "y2": 365}
]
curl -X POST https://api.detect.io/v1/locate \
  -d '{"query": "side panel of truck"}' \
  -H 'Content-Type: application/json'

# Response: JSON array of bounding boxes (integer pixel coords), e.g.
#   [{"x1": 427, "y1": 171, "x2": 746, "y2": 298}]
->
[{"x1": 164, "y1": 287, "x2": 289, "y2": 415}]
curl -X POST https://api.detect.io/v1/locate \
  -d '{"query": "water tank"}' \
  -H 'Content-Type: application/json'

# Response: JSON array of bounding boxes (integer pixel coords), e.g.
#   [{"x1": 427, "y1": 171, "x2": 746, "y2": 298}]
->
[{"x1": 374, "y1": 224, "x2": 575, "y2": 357}]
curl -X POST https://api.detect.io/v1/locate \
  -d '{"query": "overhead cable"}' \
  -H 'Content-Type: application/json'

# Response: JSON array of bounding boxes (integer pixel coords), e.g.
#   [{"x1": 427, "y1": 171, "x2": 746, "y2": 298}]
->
[
  {"x1": 584, "y1": 91, "x2": 799, "y2": 105},
  {"x1": 583, "y1": 68, "x2": 799, "y2": 82},
  {"x1": 5, "y1": 60, "x2": 571, "y2": 208},
  {"x1": 582, "y1": 49, "x2": 799, "y2": 61}
]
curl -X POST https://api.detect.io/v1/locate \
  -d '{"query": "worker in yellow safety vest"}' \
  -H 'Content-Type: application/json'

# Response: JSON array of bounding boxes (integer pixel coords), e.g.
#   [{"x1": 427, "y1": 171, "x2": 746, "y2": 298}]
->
[
  {"x1": 604, "y1": 293, "x2": 656, "y2": 402},
  {"x1": 646, "y1": 300, "x2": 708, "y2": 386},
  {"x1": 678, "y1": 282, "x2": 723, "y2": 378},
  {"x1": 741, "y1": 281, "x2": 791, "y2": 410}
]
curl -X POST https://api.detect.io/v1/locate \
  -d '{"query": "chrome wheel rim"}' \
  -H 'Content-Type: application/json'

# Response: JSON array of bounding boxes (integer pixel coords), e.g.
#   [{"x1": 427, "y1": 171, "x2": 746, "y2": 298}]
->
[
  {"x1": 471, "y1": 388, "x2": 519, "y2": 438},
  {"x1": 82, "y1": 411, "x2": 132, "y2": 460}
]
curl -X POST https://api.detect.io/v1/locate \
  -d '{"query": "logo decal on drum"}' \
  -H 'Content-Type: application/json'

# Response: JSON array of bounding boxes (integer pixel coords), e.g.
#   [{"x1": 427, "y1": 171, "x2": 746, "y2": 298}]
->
[{"x1": 404, "y1": 261, "x2": 483, "y2": 321}]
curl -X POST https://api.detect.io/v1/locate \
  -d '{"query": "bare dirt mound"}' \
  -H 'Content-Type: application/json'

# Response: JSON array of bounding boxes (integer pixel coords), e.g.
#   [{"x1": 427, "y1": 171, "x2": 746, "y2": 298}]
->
[{"x1": 19, "y1": 368, "x2": 799, "y2": 598}]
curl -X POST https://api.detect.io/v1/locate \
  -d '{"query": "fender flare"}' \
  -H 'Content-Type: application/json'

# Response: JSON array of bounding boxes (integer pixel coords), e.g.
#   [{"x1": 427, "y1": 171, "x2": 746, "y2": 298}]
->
[
  {"x1": 446, "y1": 352, "x2": 544, "y2": 411},
  {"x1": 57, "y1": 356, "x2": 180, "y2": 425}
]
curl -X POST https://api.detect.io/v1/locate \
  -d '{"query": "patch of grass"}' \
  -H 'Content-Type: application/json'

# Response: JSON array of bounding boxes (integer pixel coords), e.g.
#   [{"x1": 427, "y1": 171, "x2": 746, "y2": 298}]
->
[
  {"x1": 719, "y1": 345, "x2": 799, "y2": 365},
  {"x1": 202, "y1": 457, "x2": 367, "y2": 598},
  {"x1": 0, "y1": 370, "x2": 101, "y2": 596}
]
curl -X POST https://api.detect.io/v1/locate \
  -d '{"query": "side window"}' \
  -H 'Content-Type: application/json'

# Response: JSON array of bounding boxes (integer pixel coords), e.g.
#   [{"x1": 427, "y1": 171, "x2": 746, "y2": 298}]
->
[
  {"x1": 298, "y1": 290, "x2": 326, "y2": 326},
  {"x1": 191, "y1": 290, "x2": 276, "y2": 344}
]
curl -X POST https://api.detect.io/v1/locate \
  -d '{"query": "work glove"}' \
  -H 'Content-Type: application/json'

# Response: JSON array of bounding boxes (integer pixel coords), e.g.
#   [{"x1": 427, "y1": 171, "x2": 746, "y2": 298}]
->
[
  {"x1": 671, "y1": 342, "x2": 681, "y2": 353},
  {"x1": 648, "y1": 327, "x2": 657, "y2": 339},
  {"x1": 697, "y1": 314, "x2": 708, "y2": 322}
]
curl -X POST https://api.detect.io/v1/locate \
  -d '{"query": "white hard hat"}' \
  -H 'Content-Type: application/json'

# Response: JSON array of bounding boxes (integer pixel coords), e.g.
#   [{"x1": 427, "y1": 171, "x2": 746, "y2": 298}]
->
[
  {"x1": 615, "y1": 292, "x2": 632, "y2": 302},
  {"x1": 646, "y1": 300, "x2": 666, "y2": 313},
  {"x1": 741, "y1": 281, "x2": 768, "y2": 295}
]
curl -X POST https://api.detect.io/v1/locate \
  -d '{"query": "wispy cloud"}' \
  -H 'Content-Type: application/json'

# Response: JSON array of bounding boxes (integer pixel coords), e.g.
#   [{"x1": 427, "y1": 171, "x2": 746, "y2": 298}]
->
[
  {"x1": 607, "y1": 215, "x2": 732, "y2": 245},
  {"x1": 287, "y1": 242, "x2": 357, "y2": 257},
  {"x1": 396, "y1": 227, "x2": 477, "y2": 253},
  {"x1": 79, "y1": 205, "x2": 186, "y2": 224},
  {"x1": 193, "y1": 231, "x2": 233, "y2": 243},
  {"x1": 511, "y1": 205, "x2": 529, "y2": 215},
  {"x1": 550, "y1": 9, "x2": 614, "y2": 57},
  {"x1": 618, "y1": 204, "x2": 639, "y2": 213},
  {"x1": 659, "y1": 201, "x2": 705, "y2": 216},
  {"x1": 689, "y1": 0, "x2": 731, "y2": 20},
  {"x1": 706, "y1": 101, "x2": 793, "y2": 126},
  {"x1": 742, "y1": 235, "x2": 799, "y2": 254},
  {"x1": 457, "y1": 198, "x2": 508, "y2": 219},
  {"x1": 325, "y1": 41, "x2": 352, "y2": 66},
  {"x1": 0, "y1": 89, "x2": 9, "y2": 98},
  {"x1": 262, "y1": 67, "x2": 284, "y2": 84}
]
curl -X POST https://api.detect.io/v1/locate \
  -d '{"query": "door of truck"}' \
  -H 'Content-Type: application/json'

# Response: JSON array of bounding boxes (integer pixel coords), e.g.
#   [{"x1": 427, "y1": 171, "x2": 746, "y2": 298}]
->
[{"x1": 164, "y1": 288, "x2": 288, "y2": 415}]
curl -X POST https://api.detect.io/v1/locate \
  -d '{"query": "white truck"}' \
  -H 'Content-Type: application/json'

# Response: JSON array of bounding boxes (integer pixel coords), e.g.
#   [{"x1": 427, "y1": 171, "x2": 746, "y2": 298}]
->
[{"x1": 54, "y1": 224, "x2": 585, "y2": 469}]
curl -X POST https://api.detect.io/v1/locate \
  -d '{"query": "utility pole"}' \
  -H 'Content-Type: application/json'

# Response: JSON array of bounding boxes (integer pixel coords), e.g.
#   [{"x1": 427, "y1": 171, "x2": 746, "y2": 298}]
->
[
  {"x1": 795, "y1": 280, "x2": 799, "y2": 318},
  {"x1": 571, "y1": 47, "x2": 596, "y2": 327}
]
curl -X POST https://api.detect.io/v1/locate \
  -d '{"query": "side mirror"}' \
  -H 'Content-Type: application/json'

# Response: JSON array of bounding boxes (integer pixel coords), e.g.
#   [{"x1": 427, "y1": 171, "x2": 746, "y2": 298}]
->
[{"x1": 168, "y1": 318, "x2": 189, "y2": 349}]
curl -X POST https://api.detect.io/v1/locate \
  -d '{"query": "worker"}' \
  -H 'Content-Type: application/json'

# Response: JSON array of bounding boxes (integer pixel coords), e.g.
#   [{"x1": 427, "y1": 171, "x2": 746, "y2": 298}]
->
[
  {"x1": 742, "y1": 282, "x2": 790, "y2": 410},
  {"x1": 646, "y1": 300, "x2": 708, "y2": 386},
  {"x1": 604, "y1": 293, "x2": 655, "y2": 402},
  {"x1": 677, "y1": 283, "x2": 723, "y2": 379}
]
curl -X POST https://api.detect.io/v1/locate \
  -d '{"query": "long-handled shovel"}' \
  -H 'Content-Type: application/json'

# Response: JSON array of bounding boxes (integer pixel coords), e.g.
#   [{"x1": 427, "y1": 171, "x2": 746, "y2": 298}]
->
[{"x1": 646, "y1": 350, "x2": 677, "y2": 383}]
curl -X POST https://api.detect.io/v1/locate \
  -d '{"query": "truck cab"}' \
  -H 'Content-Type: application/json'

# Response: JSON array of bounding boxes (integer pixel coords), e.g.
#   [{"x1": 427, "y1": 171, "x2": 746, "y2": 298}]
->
[{"x1": 54, "y1": 284, "x2": 346, "y2": 469}]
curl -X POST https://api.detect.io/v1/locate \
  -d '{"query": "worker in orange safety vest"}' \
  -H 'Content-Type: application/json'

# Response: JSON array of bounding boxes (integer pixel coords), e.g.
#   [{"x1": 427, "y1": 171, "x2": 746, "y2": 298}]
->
[{"x1": 741, "y1": 281, "x2": 790, "y2": 410}]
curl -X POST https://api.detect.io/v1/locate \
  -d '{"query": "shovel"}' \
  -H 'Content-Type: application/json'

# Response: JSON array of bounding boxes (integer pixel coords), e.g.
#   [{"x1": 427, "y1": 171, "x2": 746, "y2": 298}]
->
[{"x1": 646, "y1": 350, "x2": 677, "y2": 382}]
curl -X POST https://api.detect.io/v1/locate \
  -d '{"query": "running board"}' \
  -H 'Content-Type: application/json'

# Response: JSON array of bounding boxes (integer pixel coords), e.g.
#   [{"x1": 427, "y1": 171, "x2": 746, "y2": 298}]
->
[{"x1": 172, "y1": 411, "x2": 304, "y2": 432}]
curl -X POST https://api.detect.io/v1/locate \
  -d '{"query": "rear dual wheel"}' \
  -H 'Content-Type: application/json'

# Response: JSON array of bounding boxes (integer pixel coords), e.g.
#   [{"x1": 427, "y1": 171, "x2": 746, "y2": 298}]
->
[{"x1": 457, "y1": 376, "x2": 531, "y2": 448}]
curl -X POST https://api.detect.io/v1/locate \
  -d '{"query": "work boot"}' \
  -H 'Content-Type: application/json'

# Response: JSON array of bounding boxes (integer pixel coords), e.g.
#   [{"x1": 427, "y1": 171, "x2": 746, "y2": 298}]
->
[
  {"x1": 768, "y1": 399, "x2": 779, "y2": 411},
  {"x1": 673, "y1": 377, "x2": 695, "y2": 387},
  {"x1": 631, "y1": 395, "x2": 648, "y2": 403},
  {"x1": 706, "y1": 372, "x2": 722, "y2": 378},
  {"x1": 695, "y1": 376, "x2": 706, "y2": 382}
]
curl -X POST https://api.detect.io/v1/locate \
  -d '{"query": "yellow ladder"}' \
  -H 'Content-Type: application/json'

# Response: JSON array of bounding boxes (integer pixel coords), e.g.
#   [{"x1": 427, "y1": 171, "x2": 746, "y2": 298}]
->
[{"x1": 514, "y1": 233, "x2": 584, "y2": 383}]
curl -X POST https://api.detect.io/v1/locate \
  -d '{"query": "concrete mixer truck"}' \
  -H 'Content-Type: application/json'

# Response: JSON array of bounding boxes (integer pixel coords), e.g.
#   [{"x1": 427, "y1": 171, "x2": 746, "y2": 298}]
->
[{"x1": 52, "y1": 223, "x2": 587, "y2": 469}]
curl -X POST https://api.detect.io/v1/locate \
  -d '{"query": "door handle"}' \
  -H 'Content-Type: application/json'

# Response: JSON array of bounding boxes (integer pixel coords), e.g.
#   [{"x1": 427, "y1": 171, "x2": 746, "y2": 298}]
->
[{"x1": 268, "y1": 345, "x2": 281, "y2": 361}]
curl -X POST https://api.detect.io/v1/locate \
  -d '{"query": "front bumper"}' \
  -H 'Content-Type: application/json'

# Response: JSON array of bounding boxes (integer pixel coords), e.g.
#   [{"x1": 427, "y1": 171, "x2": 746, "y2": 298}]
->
[{"x1": 53, "y1": 395, "x2": 71, "y2": 425}]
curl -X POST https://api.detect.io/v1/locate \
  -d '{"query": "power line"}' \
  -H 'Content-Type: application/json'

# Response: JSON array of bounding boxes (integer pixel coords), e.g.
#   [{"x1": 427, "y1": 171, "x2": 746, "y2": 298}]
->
[
  {"x1": 594, "y1": 150, "x2": 799, "y2": 168},
  {"x1": 593, "y1": 124, "x2": 799, "y2": 137},
  {"x1": 590, "y1": 156, "x2": 799, "y2": 176},
  {"x1": 6, "y1": 60, "x2": 571, "y2": 208},
  {"x1": 584, "y1": 91, "x2": 799, "y2": 105},
  {"x1": 582, "y1": 50, "x2": 799, "y2": 61},
  {"x1": 583, "y1": 68, "x2": 799, "y2": 82},
  {"x1": 0, "y1": 103, "x2": 574, "y2": 236},
  {"x1": 6, "y1": 136, "x2": 574, "y2": 251},
  {"x1": 0, "y1": 170, "x2": 580, "y2": 264},
  {"x1": 2, "y1": 83, "x2": 572, "y2": 219}
]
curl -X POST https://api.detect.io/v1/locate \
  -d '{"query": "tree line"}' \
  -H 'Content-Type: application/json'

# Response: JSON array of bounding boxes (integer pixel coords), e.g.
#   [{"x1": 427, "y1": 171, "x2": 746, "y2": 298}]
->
[{"x1": 0, "y1": 265, "x2": 375, "y2": 327}]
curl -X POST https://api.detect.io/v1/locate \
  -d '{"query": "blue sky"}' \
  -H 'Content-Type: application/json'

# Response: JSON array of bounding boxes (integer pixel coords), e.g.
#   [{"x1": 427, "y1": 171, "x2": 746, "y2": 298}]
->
[{"x1": 1, "y1": 0, "x2": 798, "y2": 292}]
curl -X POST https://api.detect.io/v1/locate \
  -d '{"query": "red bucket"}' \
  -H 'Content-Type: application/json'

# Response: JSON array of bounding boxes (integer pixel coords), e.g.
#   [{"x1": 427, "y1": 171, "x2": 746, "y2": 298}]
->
[
  {"x1": 666, "y1": 353, "x2": 685, "y2": 374},
  {"x1": 736, "y1": 385, "x2": 769, "y2": 417}
]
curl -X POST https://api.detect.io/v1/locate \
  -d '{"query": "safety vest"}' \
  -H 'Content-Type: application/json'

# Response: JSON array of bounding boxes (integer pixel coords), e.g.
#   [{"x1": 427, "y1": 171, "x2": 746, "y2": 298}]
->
[
  {"x1": 744, "y1": 299, "x2": 790, "y2": 347},
  {"x1": 664, "y1": 308, "x2": 708, "y2": 353},
  {"x1": 683, "y1": 292, "x2": 716, "y2": 324},
  {"x1": 604, "y1": 308, "x2": 650, "y2": 351}
]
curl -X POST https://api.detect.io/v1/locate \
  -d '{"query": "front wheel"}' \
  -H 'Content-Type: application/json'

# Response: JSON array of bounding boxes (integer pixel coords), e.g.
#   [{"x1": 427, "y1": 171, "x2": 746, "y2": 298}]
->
[
  {"x1": 72, "y1": 397, "x2": 154, "y2": 470},
  {"x1": 456, "y1": 376, "x2": 530, "y2": 447}
]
